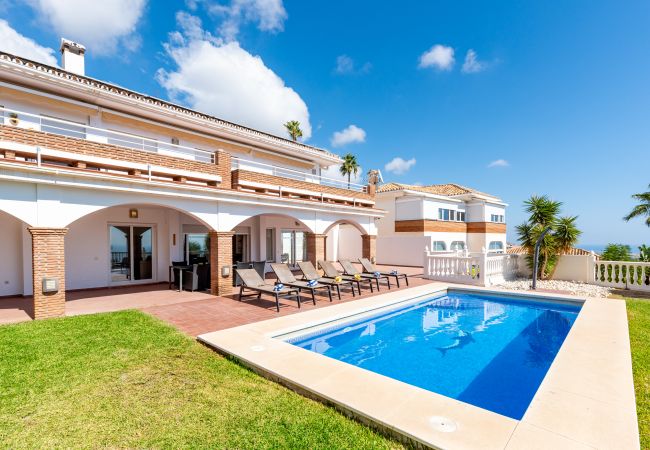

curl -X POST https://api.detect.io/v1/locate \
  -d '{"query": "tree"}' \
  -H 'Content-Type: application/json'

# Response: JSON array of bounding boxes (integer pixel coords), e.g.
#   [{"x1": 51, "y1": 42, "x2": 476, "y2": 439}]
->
[
  {"x1": 601, "y1": 244, "x2": 632, "y2": 261},
  {"x1": 623, "y1": 184, "x2": 650, "y2": 226},
  {"x1": 284, "y1": 120, "x2": 303, "y2": 142},
  {"x1": 516, "y1": 195, "x2": 581, "y2": 279},
  {"x1": 339, "y1": 153, "x2": 360, "y2": 188},
  {"x1": 639, "y1": 244, "x2": 650, "y2": 262}
]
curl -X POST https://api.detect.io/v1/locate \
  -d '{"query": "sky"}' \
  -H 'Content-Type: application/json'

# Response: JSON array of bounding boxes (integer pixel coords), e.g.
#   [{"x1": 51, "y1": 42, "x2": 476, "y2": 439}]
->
[{"x1": 1, "y1": 0, "x2": 649, "y2": 246}]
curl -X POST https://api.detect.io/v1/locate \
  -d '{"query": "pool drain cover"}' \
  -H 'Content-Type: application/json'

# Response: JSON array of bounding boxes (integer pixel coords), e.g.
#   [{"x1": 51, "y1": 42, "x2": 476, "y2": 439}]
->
[{"x1": 429, "y1": 416, "x2": 457, "y2": 433}]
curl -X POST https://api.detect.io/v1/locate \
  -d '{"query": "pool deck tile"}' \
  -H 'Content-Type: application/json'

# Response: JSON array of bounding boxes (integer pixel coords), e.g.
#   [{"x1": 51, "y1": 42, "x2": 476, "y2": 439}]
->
[{"x1": 198, "y1": 284, "x2": 640, "y2": 450}]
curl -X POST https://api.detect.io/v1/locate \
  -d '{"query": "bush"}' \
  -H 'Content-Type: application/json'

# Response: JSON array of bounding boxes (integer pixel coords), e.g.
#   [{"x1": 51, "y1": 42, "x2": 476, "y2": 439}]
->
[{"x1": 602, "y1": 243, "x2": 632, "y2": 261}]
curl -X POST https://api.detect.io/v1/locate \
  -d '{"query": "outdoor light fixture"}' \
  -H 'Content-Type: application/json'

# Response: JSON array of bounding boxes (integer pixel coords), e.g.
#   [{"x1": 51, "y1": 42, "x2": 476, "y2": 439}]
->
[
  {"x1": 129, "y1": 208, "x2": 138, "y2": 219},
  {"x1": 221, "y1": 266, "x2": 231, "y2": 277}
]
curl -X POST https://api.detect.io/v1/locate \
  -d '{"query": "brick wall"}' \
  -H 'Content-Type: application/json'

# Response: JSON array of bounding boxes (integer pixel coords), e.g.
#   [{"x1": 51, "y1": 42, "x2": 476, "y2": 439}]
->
[
  {"x1": 395, "y1": 220, "x2": 467, "y2": 233},
  {"x1": 29, "y1": 227, "x2": 67, "y2": 319},
  {"x1": 209, "y1": 231, "x2": 234, "y2": 296},
  {"x1": 306, "y1": 233, "x2": 326, "y2": 266},
  {"x1": 0, "y1": 125, "x2": 227, "y2": 179},
  {"x1": 232, "y1": 169, "x2": 374, "y2": 203}
]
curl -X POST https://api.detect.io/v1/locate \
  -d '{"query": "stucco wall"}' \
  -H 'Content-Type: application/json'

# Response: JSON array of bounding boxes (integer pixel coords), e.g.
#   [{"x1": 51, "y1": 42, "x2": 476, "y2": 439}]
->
[{"x1": 0, "y1": 211, "x2": 24, "y2": 296}]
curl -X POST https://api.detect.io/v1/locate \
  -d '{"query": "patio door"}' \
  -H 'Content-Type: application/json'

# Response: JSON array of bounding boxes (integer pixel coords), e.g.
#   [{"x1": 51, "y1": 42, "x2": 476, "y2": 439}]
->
[
  {"x1": 109, "y1": 225, "x2": 154, "y2": 283},
  {"x1": 280, "y1": 230, "x2": 306, "y2": 266}
]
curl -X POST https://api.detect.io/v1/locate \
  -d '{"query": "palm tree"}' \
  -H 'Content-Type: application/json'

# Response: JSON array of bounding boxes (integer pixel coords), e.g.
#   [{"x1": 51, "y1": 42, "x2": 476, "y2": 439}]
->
[
  {"x1": 516, "y1": 195, "x2": 581, "y2": 279},
  {"x1": 284, "y1": 120, "x2": 303, "y2": 142},
  {"x1": 623, "y1": 184, "x2": 650, "y2": 227},
  {"x1": 339, "y1": 153, "x2": 360, "y2": 188}
]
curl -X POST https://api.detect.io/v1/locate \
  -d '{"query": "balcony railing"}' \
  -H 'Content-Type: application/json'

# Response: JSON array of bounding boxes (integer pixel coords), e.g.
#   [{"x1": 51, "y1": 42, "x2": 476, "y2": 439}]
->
[
  {"x1": 0, "y1": 107, "x2": 215, "y2": 163},
  {"x1": 231, "y1": 157, "x2": 367, "y2": 193}
]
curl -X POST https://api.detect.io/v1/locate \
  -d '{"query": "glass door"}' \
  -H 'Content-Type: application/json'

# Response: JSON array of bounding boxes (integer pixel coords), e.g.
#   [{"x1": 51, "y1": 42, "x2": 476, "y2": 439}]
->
[
  {"x1": 109, "y1": 225, "x2": 154, "y2": 283},
  {"x1": 280, "y1": 231, "x2": 306, "y2": 266}
]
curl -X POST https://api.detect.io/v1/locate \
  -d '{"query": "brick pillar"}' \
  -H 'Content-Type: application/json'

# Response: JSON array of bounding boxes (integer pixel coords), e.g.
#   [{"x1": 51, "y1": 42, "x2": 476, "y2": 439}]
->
[
  {"x1": 306, "y1": 233, "x2": 327, "y2": 266},
  {"x1": 209, "y1": 231, "x2": 234, "y2": 296},
  {"x1": 215, "y1": 150, "x2": 232, "y2": 189},
  {"x1": 362, "y1": 235, "x2": 377, "y2": 263},
  {"x1": 29, "y1": 227, "x2": 68, "y2": 319}
]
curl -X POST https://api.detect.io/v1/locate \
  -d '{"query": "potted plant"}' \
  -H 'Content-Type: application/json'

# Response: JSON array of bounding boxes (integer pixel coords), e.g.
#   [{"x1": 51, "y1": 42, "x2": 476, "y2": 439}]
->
[{"x1": 8, "y1": 112, "x2": 19, "y2": 126}]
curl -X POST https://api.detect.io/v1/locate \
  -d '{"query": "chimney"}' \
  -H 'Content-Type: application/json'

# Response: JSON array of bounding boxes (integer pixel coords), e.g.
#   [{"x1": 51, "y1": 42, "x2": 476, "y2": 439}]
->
[{"x1": 60, "y1": 38, "x2": 85, "y2": 75}]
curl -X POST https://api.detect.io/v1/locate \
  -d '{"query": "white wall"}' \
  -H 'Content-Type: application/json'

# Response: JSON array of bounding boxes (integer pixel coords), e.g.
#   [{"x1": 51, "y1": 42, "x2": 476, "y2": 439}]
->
[
  {"x1": 326, "y1": 223, "x2": 362, "y2": 261},
  {"x1": 0, "y1": 211, "x2": 24, "y2": 296},
  {"x1": 422, "y1": 198, "x2": 464, "y2": 220},
  {"x1": 377, "y1": 235, "x2": 432, "y2": 266},
  {"x1": 65, "y1": 205, "x2": 202, "y2": 290}
]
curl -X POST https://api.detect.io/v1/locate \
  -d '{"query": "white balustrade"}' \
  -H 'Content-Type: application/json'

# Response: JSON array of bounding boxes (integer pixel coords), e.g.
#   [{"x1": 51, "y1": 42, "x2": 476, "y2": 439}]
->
[
  {"x1": 423, "y1": 248, "x2": 517, "y2": 286},
  {"x1": 593, "y1": 260, "x2": 650, "y2": 292}
]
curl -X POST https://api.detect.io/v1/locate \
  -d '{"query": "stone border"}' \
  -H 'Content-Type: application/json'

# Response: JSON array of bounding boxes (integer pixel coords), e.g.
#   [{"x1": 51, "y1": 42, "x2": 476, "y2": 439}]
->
[{"x1": 198, "y1": 283, "x2": 639, "y2": 449}]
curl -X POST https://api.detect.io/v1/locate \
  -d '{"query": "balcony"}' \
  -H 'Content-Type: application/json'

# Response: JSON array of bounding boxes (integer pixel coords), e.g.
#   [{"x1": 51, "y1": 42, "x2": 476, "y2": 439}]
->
[
  {"x1": 0, "y1": 107, "x2": 229, "y2": 188},
  {"x1": 231, "y1": 158, "x2": 374, "y2": 208}
]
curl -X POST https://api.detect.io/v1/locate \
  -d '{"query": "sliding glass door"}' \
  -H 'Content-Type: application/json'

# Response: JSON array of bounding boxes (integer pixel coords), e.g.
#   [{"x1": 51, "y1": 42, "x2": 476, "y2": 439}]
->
[
  {"x1": 109, "y1": 225, "x2": 154, "y2": 283},
  {"x1": 280, "y1": 231, "x2": 306, "y2": 266}
]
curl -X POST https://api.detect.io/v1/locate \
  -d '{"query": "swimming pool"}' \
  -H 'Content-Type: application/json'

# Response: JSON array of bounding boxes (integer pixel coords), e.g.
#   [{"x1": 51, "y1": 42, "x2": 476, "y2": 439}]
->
[{"x1": 287, "y1": 290, "x2": 581, "y2": 419}]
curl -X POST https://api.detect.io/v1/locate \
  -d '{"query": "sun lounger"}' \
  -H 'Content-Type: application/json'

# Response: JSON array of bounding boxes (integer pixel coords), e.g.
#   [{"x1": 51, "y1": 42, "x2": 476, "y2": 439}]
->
[
  {"x1": 318, "y1": 260, "x2": 374, "y2": 293},
  {"x1": 359, "y1": 258, "x2": 409, "y2": 288},
  {"x1": 339, "y1": 259, "x2": 391, "y2": 291},
  {"x1": 297, "y1": 261, "x2": 356, "y2": 299},
  {"x1": 270, "y1": 263, "x2": 331, "y2": 304},
  {"x1": 235, "y1": 268, "x2": 301, "y2": 312}
]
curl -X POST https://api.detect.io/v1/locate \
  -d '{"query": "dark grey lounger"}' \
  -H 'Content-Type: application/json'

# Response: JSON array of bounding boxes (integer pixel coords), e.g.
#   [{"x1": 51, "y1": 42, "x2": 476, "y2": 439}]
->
[
  {"x1": 297, "y1": 261, "x2": 356, "y2": 299},
  {"x1": 359, "y1": 258, "x2": 409, "y2": 288},
  {"x1": 318, "y1": 260, "x2": 374, "y2": 293},
  {"x1": 270, "y1": 263, "x2": 331, "y2": 304},
  {"x1": 339, "y1": 259, "x2": 391, "y2": 291},
  {"x1": 235, "y1": 268, "x2": 301, "y2": 312}
]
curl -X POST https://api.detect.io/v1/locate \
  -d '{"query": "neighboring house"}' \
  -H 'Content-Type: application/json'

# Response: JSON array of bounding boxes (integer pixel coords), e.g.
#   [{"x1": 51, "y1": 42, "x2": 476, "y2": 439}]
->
[
  {"x1": 0, "y1": 41, "x2": 383, "y2": 319},
  {"x1": 375, "y1": 182, "x2": 507, "y2": 266}
]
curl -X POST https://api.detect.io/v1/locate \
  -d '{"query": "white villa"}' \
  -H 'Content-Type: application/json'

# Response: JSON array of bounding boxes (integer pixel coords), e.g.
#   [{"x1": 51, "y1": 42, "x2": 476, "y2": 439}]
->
[
  {"x1": 375, "y1": 182, "x2": 507, "y2": 266},
  {"x1": 0, "y1": 41, "x2": 382, "y2": 319}
]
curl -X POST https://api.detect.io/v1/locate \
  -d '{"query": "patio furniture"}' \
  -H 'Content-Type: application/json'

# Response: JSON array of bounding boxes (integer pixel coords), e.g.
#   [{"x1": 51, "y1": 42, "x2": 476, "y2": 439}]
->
[
  {"x1": 318, "y1": 260, "x2": 374, "y2": 293},
  {"x1": 181, "y1": 264, "x2": 199, "y2": 292},
  {"x1": 297, "y1": 261, "x2": 356, "y2": 299},
  {"x1": 339, "y1": 259, "x2": 391, "y2": 291},
  {"x1": 270, "y1": 263, "x2": 332, "y2": 304},
  {"x1": 359, "y1": 257, "x2": 409, "y2": 288},
  {"x1": 234, "y1": 261, "x2": 266, "y2": 286},
  {"x1": 235, "y1": 268, "x2": 302, "y2": 312},
  {"x1": 169, "y1": 261, "x2": 189, "y2": 290}
]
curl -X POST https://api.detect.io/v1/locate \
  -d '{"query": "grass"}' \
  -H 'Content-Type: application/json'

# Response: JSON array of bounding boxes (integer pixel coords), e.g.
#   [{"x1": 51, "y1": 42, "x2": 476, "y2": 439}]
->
[
  {"x1": 0, "y1": 310, "x2": 401, "y2": 449},
  {"x1": 627, "y1": 298, "x2": 650, "y2": 449}
]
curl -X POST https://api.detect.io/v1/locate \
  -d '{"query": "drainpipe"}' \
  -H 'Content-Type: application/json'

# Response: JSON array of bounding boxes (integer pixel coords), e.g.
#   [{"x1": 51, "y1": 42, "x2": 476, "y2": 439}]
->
[{"x1": 531, "y1": 226, "x2": 553, "y2": 290}]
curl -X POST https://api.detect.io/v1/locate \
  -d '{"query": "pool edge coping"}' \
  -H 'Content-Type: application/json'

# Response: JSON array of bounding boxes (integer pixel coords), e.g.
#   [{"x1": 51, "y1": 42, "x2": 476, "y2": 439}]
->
[{"x1": 198, "y1": 283, "x2": 640, "y2": 450}]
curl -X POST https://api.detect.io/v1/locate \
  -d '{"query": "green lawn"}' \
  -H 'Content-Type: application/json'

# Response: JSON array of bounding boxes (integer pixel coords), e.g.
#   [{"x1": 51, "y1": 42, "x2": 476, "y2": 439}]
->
[
  {"x1": 627, "y1": 298, "x2": 650, "y2": 449},
  {"x1": 0, "y1": 311, "x2": 400, "y2": 449}
]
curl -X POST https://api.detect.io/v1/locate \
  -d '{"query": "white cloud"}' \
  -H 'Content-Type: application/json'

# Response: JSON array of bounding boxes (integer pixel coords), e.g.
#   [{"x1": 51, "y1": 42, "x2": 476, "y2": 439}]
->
[
  {"x1": 331, "y1": 125, "x2": 366, "y2": 147},
  {"x1": 157, "y1": 13, "x2": 311, "y2": 140},
  {"x1": 462, "y1": 49, "x2": 486, "y2": 74},
  {"x1": 0, "y1": 19, "x2": 57, "y2": 65},
  {"x1": 418, "y1": 44, "x2": 454, "y2": 71},
  {"x1": 207, "y1": 0, "x2": 287, "y2": 41},
  {"x1": 334, "y1": 54, "x2": 371, "y2": 75},
  {"x1": 385, "y1": 157, "x2": 416, "y2": 175},
  {"x1": 27, "y1": 0, "x2": 147, "y2": 55},
  {"x1": 487, "y1": 159, "x2": 509, "y2": 168}
]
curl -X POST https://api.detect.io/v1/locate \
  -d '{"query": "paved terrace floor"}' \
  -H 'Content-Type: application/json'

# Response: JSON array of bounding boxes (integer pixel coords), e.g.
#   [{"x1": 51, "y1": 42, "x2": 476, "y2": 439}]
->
[{"x1": 0, "y1": 264, "x2": 429, "y2": 336}]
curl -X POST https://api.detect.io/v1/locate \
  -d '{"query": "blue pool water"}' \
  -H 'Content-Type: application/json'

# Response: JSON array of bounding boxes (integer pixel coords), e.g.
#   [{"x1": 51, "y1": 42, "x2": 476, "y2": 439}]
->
[{"x1": 287, "y1": 291, "x2": 581, "y2": 419}]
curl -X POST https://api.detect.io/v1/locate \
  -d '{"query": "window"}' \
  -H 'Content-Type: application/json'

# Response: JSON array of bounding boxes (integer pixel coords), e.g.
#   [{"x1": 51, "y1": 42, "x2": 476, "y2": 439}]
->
[
  {"x1": 438, "y1": 209, "x2": 465, "y2": 222},
  {"x1": 450, "y1": 241, "x2": 466, "y2": 251},
  {"x1": 490, "y1": 214, "x2": 505, "y2": 223},
  {"x1": 432, "y1": 241, "x2": 447, "y2": 251},
  {"x1": 41, "y1": 115, "x2": 87, "y2": 139},
  {"x1": 488, "y1": 241, "x2": 504, "y2": 252},
  {"x1": 185, "y1": 234, "x2": 210, "y2": 264},
  {"x1": 265, "y1": 228, "x2": 275, "y2": 261}
]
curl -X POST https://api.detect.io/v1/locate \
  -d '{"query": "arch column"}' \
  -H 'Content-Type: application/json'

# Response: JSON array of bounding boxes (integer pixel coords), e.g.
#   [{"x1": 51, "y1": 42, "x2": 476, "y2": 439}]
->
[
  {"x1": 306, "y1": 233, "x2": 327, "y2": 266},
  {"x1": 29, "y1": 227, "x2": 68, "y2": 319},
  {"x1": 209, "y1": 231, "x2": 234, "y2": 296},
  {"x1": 362, "y1": 235, "x2": 377, "y2": 263}
]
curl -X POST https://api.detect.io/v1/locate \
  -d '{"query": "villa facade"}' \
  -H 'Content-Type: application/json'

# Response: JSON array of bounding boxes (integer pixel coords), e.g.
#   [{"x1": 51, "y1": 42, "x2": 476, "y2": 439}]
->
[
  {"x1": 375, "y1": 182, "x2": 507, "y2": 266},
  {"x1": 0, "y1": 42, "x2": 383, "y2": 319}
]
